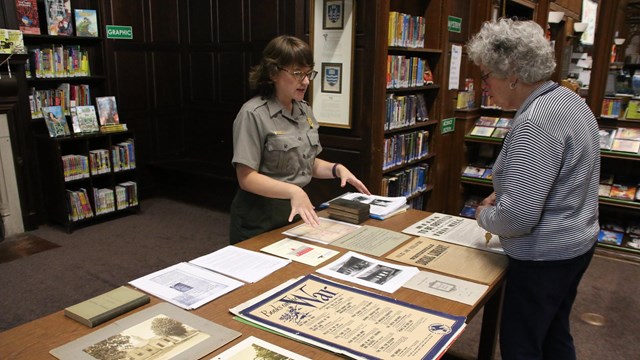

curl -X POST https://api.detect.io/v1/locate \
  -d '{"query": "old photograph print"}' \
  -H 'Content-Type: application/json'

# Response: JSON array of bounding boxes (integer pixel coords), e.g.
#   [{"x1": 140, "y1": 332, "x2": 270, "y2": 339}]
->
[{"x1": 82, "y1": 314, "x2": 209, "y2": 360}]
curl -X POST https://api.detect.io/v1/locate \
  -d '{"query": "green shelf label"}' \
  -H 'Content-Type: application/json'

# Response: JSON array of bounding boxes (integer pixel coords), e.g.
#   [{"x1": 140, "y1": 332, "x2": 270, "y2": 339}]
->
[
  {"x1": 106, "y1": 25, "x2": 133, "y2": 39},
  {"x1": 441, "y1": 118, "x2": 456, "y2": 134}
]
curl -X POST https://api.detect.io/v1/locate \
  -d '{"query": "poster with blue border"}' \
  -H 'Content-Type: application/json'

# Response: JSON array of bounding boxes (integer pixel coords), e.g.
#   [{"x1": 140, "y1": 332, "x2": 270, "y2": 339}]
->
[{"x1": 232, "y1": 274, "x2": 466, "y2": 360}]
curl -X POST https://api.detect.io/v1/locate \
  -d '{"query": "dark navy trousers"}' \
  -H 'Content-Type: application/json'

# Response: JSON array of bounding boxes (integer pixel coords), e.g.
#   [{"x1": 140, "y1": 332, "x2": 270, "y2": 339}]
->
[{"x1": 499, "y1": 242, "x2": 596, "y2": 360}]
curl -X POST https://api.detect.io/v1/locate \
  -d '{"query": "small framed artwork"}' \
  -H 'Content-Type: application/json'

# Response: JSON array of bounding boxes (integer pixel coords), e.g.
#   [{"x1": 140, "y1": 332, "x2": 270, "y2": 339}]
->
[
  {"x1": 321, "y1": 63, "x2": 343, "y2": 93},
  {"x1": 323, "y1": 0, "x2": 345, "y2": 30}
]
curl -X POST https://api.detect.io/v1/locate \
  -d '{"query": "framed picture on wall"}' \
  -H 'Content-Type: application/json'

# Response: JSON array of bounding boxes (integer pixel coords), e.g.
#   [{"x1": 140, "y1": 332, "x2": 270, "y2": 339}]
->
[
  {"x1": 323, "y1": 0, "x2": 345, "y2": 30},
  {"x1": 311, "y1": 0, "x2": 354, "y2": 128},
  {"x1": 321, "y1": 63, "x2": 342, "y2": 93}
]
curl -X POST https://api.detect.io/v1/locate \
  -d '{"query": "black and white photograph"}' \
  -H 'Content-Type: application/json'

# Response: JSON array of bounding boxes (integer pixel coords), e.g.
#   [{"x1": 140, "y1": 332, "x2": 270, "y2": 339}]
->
[
  {"x1": 323, "y1": 0, "x2": 344, "y2": 29},
  {"x1": 321, "y1": 62, "x2": 342, "y2": 93}
]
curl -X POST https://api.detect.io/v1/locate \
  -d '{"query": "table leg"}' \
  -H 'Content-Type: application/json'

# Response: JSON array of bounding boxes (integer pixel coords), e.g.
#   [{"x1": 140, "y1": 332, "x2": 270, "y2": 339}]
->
[{"x1": 477, "y1": 282, "x2": 504, "y2": 360}]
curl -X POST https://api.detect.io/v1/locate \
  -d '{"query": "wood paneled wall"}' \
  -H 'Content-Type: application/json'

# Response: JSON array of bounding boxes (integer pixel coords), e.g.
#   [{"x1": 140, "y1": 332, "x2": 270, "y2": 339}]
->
[{"x1": 100, "y1": 0, "x2": 300, "y2": 196}]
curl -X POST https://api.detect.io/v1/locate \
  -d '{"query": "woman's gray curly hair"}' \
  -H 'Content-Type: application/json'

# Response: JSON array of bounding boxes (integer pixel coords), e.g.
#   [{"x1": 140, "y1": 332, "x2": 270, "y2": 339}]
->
[{"x1": 467, "y1": 18, "x2": 556, "y2": 84}]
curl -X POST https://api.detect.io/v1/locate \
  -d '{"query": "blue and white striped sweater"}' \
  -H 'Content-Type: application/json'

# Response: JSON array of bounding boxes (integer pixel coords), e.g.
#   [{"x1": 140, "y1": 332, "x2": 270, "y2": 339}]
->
[{"x1": 477, "y1": 81, "x2": 600, "y2": 261}]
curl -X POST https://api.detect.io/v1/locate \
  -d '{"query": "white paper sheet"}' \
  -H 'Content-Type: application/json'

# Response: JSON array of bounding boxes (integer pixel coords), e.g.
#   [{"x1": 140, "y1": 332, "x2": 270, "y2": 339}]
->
[
  {"x1": 316, "y1": 251, "x2": 419, "y2": 293},
  {"x1": 189, "y1": 246, "x2": 291, "y2": 283},
  {"x1": 449, "y1": 44, "x2": 462, "y2": 90},
  {"x1": 260, "y1": 238, "x2": 340, "y2": 266},
  {"x1": 128, "y1": 262, "x2": 244, "y2": 309},
  {"x1": 403, "y1": 271, "x2": 489, "y2": 306}
]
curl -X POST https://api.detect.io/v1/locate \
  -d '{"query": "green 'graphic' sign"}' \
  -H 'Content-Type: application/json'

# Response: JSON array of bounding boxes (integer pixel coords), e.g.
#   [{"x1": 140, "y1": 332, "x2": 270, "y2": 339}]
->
[{"x1": 106, "y1": 25, "x2": 133, "y2": 39}]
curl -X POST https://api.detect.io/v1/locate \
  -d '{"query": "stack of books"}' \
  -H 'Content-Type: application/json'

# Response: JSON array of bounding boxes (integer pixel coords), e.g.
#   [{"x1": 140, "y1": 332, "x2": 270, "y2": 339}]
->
[{"x1": 328, "y1": 198, "x2": 370, "y2": 224}]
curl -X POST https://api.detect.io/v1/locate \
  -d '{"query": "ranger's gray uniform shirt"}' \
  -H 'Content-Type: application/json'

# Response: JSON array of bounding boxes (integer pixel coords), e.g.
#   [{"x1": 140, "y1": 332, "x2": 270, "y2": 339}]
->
[{"x1": 232, "y1": 96, "x2": 322, "y2": 187}]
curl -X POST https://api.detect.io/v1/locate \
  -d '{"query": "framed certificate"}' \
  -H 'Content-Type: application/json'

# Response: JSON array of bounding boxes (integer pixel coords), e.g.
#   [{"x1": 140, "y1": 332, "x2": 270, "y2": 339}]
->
[{"x1": 310, "y1": 0, "x2": 355, "y2": 128}]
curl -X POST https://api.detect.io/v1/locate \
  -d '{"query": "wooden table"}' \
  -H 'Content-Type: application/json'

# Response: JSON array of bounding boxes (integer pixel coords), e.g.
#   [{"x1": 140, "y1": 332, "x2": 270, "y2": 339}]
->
[{"x1": 0, "y1": 210, "x2": 505, "y2": 359}]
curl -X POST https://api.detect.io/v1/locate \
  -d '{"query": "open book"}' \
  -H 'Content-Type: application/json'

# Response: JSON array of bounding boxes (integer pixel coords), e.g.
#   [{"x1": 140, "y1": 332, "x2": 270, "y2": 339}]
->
[{"x1": 320, "y1": 192, "x2": 407, "y2": 219}]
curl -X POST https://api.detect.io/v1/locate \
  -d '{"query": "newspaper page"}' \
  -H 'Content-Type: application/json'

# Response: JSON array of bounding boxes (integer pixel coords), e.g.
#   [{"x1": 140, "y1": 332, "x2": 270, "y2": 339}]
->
[{"x1": 402, "y1": 213, "x2": 504, "y2": 254}]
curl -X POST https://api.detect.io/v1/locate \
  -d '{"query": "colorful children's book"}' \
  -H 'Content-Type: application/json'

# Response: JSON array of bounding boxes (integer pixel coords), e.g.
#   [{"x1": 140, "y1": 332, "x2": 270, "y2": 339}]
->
[
  {"x1": 44, "y1": 0, "x2": 73, "y2": 36},
  {"x1": 74, "y1": 105, "x2": 100, "y2": 133},
  {"x1": 96, "y1": 96, "x2": 120, "y2": 125},
  {"x1": 15, "y1": 0, "x2": 41, "y2": 35},
  {"x1": 42, "y1": 105, "x2": 70, "y2": 137},
  {"x1": 597, "y1": 229, "x2": 623, "y2": 246},
  {"x1": 74, "y1": 9, "x2": 98, "y2": 37}
]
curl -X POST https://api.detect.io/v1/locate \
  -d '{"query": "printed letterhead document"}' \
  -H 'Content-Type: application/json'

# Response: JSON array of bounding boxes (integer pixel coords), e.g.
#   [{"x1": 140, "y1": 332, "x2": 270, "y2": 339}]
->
[
  {"x1": 282, "y1": 217, "x2": 361, "y2": 244},
  {"x1": 211, "y1": 335, "x2": 311, "y2": 360},
  {"x1": 230, "y1": 274, "x2": 466, "y2": 360},
  {"x1": 128, "y1": 262, "x2": 244, "y2": 310},
  {"x1": 404, "y1": 271, "x2": 489, "y2": 306},
  {"x1": 402, "y1": 212, "x2": 504, "y2": 254},
  {"x1": 260, "y1": 238, "x2": 340, "y2": 266},
  {"x1": 316, "y1": 251, "x2": 419, "y2": 293},
  {"x1": 330, "y1": 225, "x2": 412, "y2": 256},
  {"x1": 190, "y1": 246, "x2": 291, "y2": 283}
]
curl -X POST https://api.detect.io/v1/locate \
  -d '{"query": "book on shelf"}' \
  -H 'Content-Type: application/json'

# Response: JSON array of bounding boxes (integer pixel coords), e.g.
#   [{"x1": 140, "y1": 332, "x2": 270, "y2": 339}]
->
[
  {"x1": 0, "y1": 28, "x2": 26, "y2": 54},
  {"x1": 44, "y1": 0, "x2": 73, "y2": 36},
  {"x1": 88, "y1": 149, "x2": 110, "y2": 175},
  {"x1": 27, "y1": 45, "x2": 91, "y2": 78},
  {"x1": 73, "y1": 105, "x2": 100, "y2": 133},
  {"x1": 15, "y1": 0, "x2": 41, "y2": 35},
  {"x1": 470, "y1": 125, "x2": 495, "y2": 137},
  {"x1": 459, "y1": 195, "x2": 484, "y2": 219},
  {"x1": 610, "y1": 138, "x2": 640, "y2": 153},
  {"x1": 320, "y1": 192, "x2": 407, "y2": 219},
  {"x1": 597, "y1": 229, "x2": 624, "y2": 246},
  {"x1": 96, "y1": 96, "x2": 120, "y2": 126},
  {"x1": 66, "y1": 188, "x2": 92, "y2": 221},
  {"x1": 51, "y1": 303, "x2": 241, "y2": 360},
  {"x1": 64, "y1": 286, "x2": 150, "y2": 328},
  {"x1": 476, "y1": 116, "x2": 499, "y2": 127},
  {"x1": 74, "y1": 9, "x2": 98, "y2": 37},
  {"x1": 42, "y1": 105, "x2": 70, "y2": 137},
  {"x1": 609, "y1": 183, "x2": 637, "y2": 201},
  {"x1": 599, "y1": 183, "x2": 612, "y2": 197},
  {"x1": 599, "y1": 128, "x2": 617, "y2": 150},
  {"x1": 116, "y1": 181, "x2": 138, "y2": 209},
  {"x1": 623, "y1": 99, "x2": 640, "y2": 120},
  {"x1": 616, "y1": 127, "x2": 640, "y2": 141}
]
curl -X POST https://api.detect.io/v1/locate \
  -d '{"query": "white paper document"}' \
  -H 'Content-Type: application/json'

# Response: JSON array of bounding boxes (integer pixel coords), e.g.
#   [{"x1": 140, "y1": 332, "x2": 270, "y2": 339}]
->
[
  {"x1": 403, "y1": 271, "x2": 489, "y2": 306},
  {"x1": 316, "y1": 251, "x2": 419, "y2": 293},
  {"x1": 211, "y1": 335, "x2": 311, "y2": 360},
  {"x1": 128, "y1": 262, "x2": 244, "y2": 310},
  {"x1": 189, "y1": 246, "x2": 291, "y2": 283},
  {"x1": 260, "y1": 238, "x2": 340, "y2": 266},
  {"x1": 449, "y1": 44, "x2": 462, "y2": 90},
  {"x1": 282, "y1": 217, "x2": 361, "y2": 244},
  {"x1": 402, "y1": 212, "x2": 504, "y2": 254}
]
